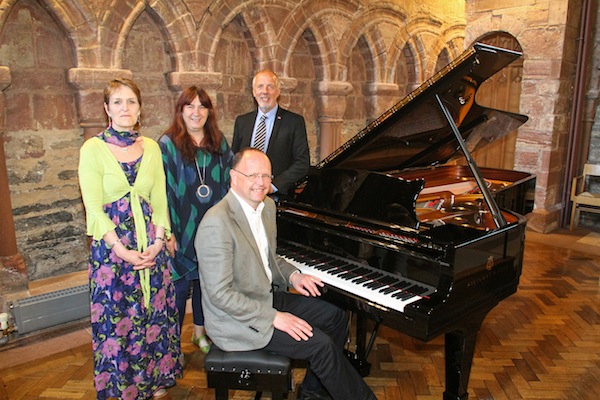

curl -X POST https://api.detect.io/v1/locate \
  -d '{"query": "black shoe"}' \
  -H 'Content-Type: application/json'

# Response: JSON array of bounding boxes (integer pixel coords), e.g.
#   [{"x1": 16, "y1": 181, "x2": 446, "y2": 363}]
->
[{"x1": 297, "y1": 385, "x2": 333, "y2": 400}]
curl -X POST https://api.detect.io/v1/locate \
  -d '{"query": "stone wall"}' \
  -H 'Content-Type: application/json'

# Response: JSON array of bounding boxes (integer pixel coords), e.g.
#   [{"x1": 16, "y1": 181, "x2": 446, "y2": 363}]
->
[
  {"x1": 465, "y1": 0, "x2": 594, "y2": 232},
  {"x1": 0, "y1": 0, "x2": 594, "y2": 285},
  {"x1": 0, "y1": 0, "x2": 467, "y2": 282}
]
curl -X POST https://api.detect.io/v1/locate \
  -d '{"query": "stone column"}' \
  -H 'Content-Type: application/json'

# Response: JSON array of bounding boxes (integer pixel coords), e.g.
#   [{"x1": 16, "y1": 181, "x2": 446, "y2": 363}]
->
[
  {"x1": 0, "y1": 66, "x2": 28, "y2": 291},
  {"x1": 363, "y1": 82, "x2": 401, "y2": 122},
  {"x1": 167, "y1": 71, "x2": 224, "y2": 102},
  {"x1": 313, "y1": 81, "x2": 353, "y2": 160},
  {"x1": 68, "y1": 68, "x2": 133, "y2": 140}
]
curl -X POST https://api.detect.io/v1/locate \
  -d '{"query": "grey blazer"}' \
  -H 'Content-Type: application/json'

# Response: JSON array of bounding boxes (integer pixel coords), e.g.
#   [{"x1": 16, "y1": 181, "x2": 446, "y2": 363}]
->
[{"x1": 195, "y1": 190, "x2": 298, "y2": 351}]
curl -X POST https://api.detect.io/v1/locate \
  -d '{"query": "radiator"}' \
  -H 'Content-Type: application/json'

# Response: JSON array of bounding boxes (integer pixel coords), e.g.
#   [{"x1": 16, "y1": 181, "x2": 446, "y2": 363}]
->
[{"x1": 12, "y1": 284, "x2": 90, "y2": 335}]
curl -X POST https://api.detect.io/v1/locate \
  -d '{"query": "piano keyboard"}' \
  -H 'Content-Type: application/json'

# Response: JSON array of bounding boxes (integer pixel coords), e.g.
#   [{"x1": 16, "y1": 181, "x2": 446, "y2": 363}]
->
[{"x1": 278, "y1": 242, "x2": 435, "y2": 313}]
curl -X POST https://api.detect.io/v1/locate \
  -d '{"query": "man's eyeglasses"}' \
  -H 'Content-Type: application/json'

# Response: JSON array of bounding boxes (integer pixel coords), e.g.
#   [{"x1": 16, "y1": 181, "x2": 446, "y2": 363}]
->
[{"x1": 233, "y1": 169, "x2": 273, "y2": 182}]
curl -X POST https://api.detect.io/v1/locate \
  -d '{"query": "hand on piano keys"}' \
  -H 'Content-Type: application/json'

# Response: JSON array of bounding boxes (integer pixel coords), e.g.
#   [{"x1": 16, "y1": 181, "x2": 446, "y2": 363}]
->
[{"x1": 289, "y1": 271, "x2": 325, "y2": 297}]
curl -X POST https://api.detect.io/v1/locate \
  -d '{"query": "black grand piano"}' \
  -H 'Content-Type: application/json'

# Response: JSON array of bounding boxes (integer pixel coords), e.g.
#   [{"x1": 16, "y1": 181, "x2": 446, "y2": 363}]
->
[{"x1": 276, "y1": 43, "x2": 535, "y2": 400}]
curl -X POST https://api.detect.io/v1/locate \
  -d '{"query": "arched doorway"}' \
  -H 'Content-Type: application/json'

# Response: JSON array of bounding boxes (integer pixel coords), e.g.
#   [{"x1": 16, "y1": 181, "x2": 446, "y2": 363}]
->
[{"x1": 469, "y1": 32, "x2": 524, "y2": 170}]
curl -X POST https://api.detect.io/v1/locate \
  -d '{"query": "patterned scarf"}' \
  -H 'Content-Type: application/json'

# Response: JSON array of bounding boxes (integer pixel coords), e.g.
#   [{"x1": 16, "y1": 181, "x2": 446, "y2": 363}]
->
[{"x1": 98, "y1": 125, "x2": 139, "y2": 147}]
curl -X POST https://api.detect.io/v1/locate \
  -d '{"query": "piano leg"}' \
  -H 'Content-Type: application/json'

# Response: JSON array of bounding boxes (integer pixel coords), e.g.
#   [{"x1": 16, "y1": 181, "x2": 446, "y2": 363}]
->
[
  {"x1": 443, "y1": 314, "x2": 486, "y2": 400},
  {"x1": 345, "y1": 312, "x2": 380, "y2": 377}
]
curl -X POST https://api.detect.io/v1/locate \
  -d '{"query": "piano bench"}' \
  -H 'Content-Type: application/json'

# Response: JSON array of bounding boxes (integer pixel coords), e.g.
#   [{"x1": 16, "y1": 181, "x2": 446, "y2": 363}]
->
[{"x1": 204, "y1": 346, "x2": 293, "y2": 400}]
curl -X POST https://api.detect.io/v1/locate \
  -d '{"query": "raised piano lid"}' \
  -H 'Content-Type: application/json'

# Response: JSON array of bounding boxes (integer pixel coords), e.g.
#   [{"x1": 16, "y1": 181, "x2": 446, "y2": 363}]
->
[{"x1": 315, "y1": 42, "x2": 528, "y2": 172}]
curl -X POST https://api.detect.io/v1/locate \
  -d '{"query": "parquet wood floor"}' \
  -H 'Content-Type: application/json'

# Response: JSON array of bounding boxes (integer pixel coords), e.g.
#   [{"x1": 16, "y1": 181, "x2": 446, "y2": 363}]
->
[{"x1": 1, "y1": 235, "x2": 599, "y2": 399}]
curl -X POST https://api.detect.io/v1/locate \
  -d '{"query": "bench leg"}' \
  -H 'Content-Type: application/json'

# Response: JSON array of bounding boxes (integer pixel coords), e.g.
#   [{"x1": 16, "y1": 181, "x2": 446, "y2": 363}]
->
[
  {"x1": 254, "y1": 391, "x2": 263, "y2": 400},
  {"x1": 215, "y1": 388, "x2": 229, "y2": 400},
  {"x1": 271, "y1": 391, "x2": 289, "y2": 400}
]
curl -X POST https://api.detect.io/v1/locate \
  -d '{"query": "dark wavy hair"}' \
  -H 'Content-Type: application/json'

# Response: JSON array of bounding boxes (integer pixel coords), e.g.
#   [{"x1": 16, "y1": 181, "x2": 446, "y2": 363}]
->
[{"x1": 163, "y1": 86, "x2": 223, "y2": 163}]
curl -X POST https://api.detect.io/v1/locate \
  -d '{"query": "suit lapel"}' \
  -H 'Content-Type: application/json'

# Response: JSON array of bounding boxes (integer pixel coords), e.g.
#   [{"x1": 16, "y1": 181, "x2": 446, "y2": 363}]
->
[
  {"x1": 267, "y1": 108, "x2": 284, "y2": 156},
  {"x1": 243, "y1": 111, "x2": 258, "y2": 147},
  {"x1": 225, "y1": 192, "x2": 269, "y2": 277}
]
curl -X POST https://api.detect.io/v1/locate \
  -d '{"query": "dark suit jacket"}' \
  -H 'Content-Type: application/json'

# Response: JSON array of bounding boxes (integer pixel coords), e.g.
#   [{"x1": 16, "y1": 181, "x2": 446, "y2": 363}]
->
[
  {"x1": 195, "y1": 191, "x2": 298, "y2": 351},
  {"x1": 232, "y1": 107, "x2": 310, "y2": 194}
]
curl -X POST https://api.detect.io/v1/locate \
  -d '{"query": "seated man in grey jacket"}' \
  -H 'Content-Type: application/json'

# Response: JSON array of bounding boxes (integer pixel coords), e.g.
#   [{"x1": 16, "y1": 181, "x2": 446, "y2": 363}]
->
[{"x1": 195, "y1": 148, "x2": 376, "y2": 400}]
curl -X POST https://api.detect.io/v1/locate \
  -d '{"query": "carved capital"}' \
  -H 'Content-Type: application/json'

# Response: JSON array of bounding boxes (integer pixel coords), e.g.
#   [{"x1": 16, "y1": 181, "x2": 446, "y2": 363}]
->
[
  {"x1": 278, "y1": 77, "x2": 298, "y2": 94},
  {"x1": 67, "y1": 68, "x2": 133, "y2": 90},
  {"x1": 363, "y1": 82, "x2": 401, "y2": 119},
  {"x1": 362, "y1": 82, "x2": 399, "y2": 96},
  {"x1": 167, "y1": 71, "x2": 223, "y2": 91},
  {"x1": 312, "y1": 80, "x2": 353, "y2": 96},
  {"x1": 312, "y1": 81, "x2": 353, "y2": 120}
]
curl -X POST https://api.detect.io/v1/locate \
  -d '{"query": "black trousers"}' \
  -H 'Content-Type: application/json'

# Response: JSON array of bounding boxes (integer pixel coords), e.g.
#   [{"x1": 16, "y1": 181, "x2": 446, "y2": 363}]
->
[{"x1": 263, "y1": 291, "x2": 376, "y2": 400}]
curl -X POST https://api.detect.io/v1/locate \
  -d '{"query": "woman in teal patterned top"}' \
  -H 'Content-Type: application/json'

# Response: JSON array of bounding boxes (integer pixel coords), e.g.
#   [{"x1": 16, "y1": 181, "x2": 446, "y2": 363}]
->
[{"x1": 159, "y1": 86, "x2": 233, "y2": 353}]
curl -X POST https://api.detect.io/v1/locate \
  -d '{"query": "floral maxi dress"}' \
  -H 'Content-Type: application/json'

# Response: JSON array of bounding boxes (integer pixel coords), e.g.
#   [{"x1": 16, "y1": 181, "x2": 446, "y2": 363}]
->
[{"x1": 88, "y1": 156, "x2": 181, "y2": 400}]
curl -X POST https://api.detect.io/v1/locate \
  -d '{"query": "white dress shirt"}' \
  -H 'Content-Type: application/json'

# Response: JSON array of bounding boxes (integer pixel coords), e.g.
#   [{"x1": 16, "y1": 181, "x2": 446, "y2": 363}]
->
[{"x1": 231, "y1": 189, "x2": 272, "y2": 282}]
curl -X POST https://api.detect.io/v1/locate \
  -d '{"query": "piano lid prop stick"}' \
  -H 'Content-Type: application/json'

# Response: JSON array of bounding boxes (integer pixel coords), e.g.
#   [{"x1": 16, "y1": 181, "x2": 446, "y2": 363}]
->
[{"x1": 434, "y1": 93, "x2": 507, "y2": 228}]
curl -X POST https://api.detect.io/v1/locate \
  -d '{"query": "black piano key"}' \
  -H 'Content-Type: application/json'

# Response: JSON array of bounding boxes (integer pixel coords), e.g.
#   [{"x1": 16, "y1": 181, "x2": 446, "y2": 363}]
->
[
  {"x1": 334, "y1": 266, "x2": 362, "y2": 277},
  {"x1": 334, "y1": 266, "x2": 361, "y2": 279},
  {"x1": 341, "y1": 267, "x2": 371, "y2": 281},
  {"x1": 380, "y1": 286, "x2": 401, "y2": 294},
  {"x1": 381, "y1": 280, "x2": 411, "y2": 293},
  {"x1": 314, "y1": 264, "x2": 339, "y2": 272},
  {"x1": 365, "y1": 275, "x2": 398, "y2": 289},
  {"x1": 365, "y1": 281, "x2": 386, "y2": 290},
  {"x1": 409, "y1": 286, "x2": 428, "y2": 295},
  {"x1": 380, "y1": 275, "x2": 400, "y2": 284},
  {"x1": 352, "y1": 271, "x2": 383, "y2": 284}
]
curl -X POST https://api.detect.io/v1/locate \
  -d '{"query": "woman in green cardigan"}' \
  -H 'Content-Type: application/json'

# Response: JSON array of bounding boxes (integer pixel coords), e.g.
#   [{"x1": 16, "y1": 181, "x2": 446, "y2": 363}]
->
[{"x1": 78, "y1": 78, "x2": 181, "y2": 400}]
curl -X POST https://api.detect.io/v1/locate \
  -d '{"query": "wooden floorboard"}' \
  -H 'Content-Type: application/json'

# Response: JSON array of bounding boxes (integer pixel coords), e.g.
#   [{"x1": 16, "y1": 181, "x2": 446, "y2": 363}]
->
[{"x1": 0, "y1": 236, "x2": 599, "y2": 399}]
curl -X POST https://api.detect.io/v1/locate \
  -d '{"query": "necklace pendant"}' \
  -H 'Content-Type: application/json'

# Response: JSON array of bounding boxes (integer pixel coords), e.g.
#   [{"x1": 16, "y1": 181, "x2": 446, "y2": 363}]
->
[
  {"x1": 197, "y1": 184, "x2": 211, "y2": 198},
  {"x1": 122, "y1": 147, "x2": 128, "y2": 152},
  {"x1": 194, "y1": 155, "x2": 210, "y2": 198}
]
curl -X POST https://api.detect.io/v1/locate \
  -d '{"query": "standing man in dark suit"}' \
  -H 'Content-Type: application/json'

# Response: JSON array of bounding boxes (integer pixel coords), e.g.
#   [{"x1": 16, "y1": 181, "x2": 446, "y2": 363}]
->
[
  {"x1": 195, "y1": 148, "x2": 377, "y2": 400},
  {"x1": 232, "y1": 70, "x2": 310, "y2": 195}
]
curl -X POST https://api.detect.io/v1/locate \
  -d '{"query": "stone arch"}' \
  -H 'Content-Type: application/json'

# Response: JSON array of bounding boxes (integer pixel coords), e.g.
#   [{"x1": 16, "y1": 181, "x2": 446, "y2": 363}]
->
[
  {"x1": 233, "y1": 6, "x2": 280, "y2": 72},
  {"x1": 390, "y1": 35, "x2": 426, "y2": 88},
  {"x1": 403, "y1": 16, "x2": 449, "y2": 80},
  {"x1": 464, "y1": 14, "x2": 528, "y2": 58},
  {"x1": 433, "y1": 47, "x2": 452, "y2": 75},
  {"x1": 385, "y1": 29, "x2": 414, "y2": 85},
  {"x1": 472, "y1": 30, "x2": 523, "y2": 52},
  {"x1": 276, "y1": 0, "x2": 360, "y2": 80},
  {"x1": 441, "y1": 22, "x2": 467, "y2": 54},
  {"x1": 281, "y1": 22, "x2": 333, "y2": 81},
  {"x1": 100, "y1": 0, "x2": 195, "y2": 70},
  {"x1": 196, "y1": 0, "x2": 280, "y2": 73},
  {"x1": 0, "y1": 0, "x2": 97, "y2": 66},
  {"x1": 425, "y1": 33, "x2": 465, "y2": 77},
  {"x1": 337, "y1": 2, "x2": 409, "y2": 83},
  {"x1": 145, "y1": 0, "x2": 197, "y2": 70},
  {"x1": 100, "y1": 1, "x2": 144, "y2": 68},
  {"x1": 0, "y1": 0, "x2": 86, "y2": 280}
]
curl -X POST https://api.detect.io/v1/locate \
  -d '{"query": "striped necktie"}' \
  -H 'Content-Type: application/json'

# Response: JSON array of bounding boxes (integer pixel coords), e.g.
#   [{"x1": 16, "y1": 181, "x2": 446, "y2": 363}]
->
[{"x1": 253, "y1": 114, "x2": 267, "y2": 152}]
